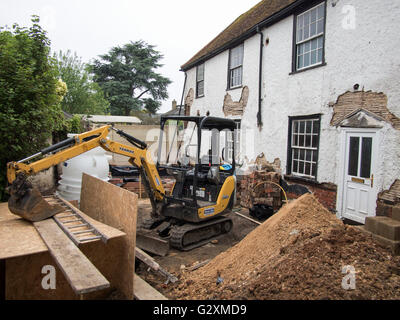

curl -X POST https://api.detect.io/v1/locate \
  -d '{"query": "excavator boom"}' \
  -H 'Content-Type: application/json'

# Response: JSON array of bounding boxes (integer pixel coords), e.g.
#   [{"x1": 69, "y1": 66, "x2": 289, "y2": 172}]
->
[{"x1": 6, "y1": 125, "x2": 164, "y2": 221}]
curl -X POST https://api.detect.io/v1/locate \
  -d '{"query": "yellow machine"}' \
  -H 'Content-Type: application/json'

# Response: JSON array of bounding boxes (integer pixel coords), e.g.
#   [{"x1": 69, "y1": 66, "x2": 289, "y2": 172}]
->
[{"x1": 7, "y1": 116, "x2": 237, "y2": 250}]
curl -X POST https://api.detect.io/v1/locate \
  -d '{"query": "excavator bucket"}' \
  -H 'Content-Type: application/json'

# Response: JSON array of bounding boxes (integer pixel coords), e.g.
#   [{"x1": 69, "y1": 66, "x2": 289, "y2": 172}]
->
[{"x1": 7, "y1": 173, "x2": 64, "y2": 222}]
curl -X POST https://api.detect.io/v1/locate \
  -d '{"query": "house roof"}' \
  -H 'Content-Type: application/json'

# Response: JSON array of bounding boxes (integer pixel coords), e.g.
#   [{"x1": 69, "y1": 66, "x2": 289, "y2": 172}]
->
[
  {"x1": 82, "y1": 115, "x2": 142, "y2": 124},
  {"x1": 162, "y1": 106, "x2": 184, "y2": 117},
  {"x1": 180, "y1": 0, "x2": 301, "y2": 71}
]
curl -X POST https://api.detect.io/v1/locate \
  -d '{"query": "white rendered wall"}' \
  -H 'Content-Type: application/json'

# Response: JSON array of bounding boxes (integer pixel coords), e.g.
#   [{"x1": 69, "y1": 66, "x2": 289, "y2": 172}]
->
[{"x1": 182, "y1": 0, "x2": 400, "y2": 194}]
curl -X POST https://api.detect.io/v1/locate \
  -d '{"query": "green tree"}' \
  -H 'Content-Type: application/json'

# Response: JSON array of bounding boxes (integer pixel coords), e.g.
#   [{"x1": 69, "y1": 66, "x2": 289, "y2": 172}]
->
[
  {"x1": 0, "y1": 16, "x2": 64, "y2": 200},
  {"x1": 54, "y1": 50, "x2": 109, "y2": 115},
  {"x1": 89, "y1": 40, "x2": 171, "y2": 116}
]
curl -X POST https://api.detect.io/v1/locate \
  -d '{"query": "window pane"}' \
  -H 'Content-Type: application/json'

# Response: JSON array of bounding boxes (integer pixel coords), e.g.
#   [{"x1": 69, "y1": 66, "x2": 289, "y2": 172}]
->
[
  {"x1": 293, "y1": 121, "x2": 299, "y2": 133},
  {"x1": 360, "y1": 137, "x2": 372, "y2": 178},
  {"x1": 297, "y1": 54, "x2": 303, "y2": 69},
  {"x1": 304, "y1": 12, "x2": 310, "y2": 26},
  {"x1": 305, "y1": 135, "x2": 311, "y2": 147},
  {"x1": 304, "y1": 52, "x2": 310, "y2": 67},
  {"x1": 310, "y1": 22, "x2": 316, "y2": 37},
  {"x1": 317, "y1": 19, "x2": 324, "y2": 34},
  {"x1": 312, "y1": 135, "x2": 318, "y2": 148},
  {"x1": 299, "y1": 121, "x2": 305, "y2": 133},
  {"x1": 298, "y1": 14, "x2": 304, "y2": 29},
  {"x1": 305, "y1": 162, "x2": 311, "y2": 176},
  {"x1": 298, "y1": 161, "x2": 304, "y2": 174},
  {"x1": 197, "y1": 81, "x2": 204, "y2": 96},
  {"x1": 230, "y1": 67, "x2": 242, "y2": 87},
  {"x1": 317, "y1": 3, "x2": 325, "y2": 19},
  {"x1": 306, "y1": 150, "x2": 312, "y2": 161},
  {"x1": 300, "y1": 149, "x2": 305, "y2": 160},
  {"x1": 298, "y1": 43, "x2": 304, "y2": 55},
  {"x1": 197, "y1": 64, "x2": 204, "y2": 81},
  {"x1": 306, "y1": 121, "x2": 312, "y2": 133},
  {"x1": 313, "y1": 120, "x2": 320, "y2": 134},
  {"x1": 304, "y1": 24, "x2": 309, "y2": 39},
  {"x1": 293, "y1": 148, "x2": 299, "y2": 159},
  {"x1": 293, "y1": 134, "x2": 298, "y2": 146},
  {"x1": 317, "y1": 48, "x2": 323, "y2": 63},
  {"x1": 230, "y1": 44, "x2": 244, "y2": 68},
  {"x1": 293, "y1": 160, "x2": 298, "y2": 173},
  {"x1": 312, "y1": 150, "x2": 317, "y2": 162},
  {"x1": 348, "y1": 137, "x2": 359, "y2": 176},
  {"x1": 311, "y1": 38, "x2": 318, "y2": 50},
  {"x1": 312, "y1": 164, "x2": 316, "y2": 177},
  {"x1": 311, "y1": 8, "x2": 317, "y2": 23},
  {"x1": 311, "y1": 50, "x2": 317, "y2": 65}
]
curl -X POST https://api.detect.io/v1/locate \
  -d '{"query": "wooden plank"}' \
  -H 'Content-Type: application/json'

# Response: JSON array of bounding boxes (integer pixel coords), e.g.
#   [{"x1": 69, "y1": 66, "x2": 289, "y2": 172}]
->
[
  {"x1": 0, "y1": 219, "x2": 48, "y2": 259},
  {"x1": 34, "y1": 218, "x2": 110, "y2": 295},
  {"x1": 134, "y1": 274, "x2": 168, "y2": 300},
  {"x1": 80, "y1": 173, "x2": 138, "y2": 299},
  {"x1": 187, "y1": 259, "x2": 211, "y2": 271},
  {"x1": 234, "y1": 211, "x2": 262, "y2": 225},
  {"x1": 0, "y1": 202, "x2": 19, "y2": 222},
  {"x1": 135, "y1": 248, "x2": 178, "y2": 283}
]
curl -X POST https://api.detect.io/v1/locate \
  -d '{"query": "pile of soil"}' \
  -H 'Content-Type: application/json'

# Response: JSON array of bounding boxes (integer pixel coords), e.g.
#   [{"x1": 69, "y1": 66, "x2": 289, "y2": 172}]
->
[{"x1": 169, "y1": 194, "x2": 400, "y2": 300}]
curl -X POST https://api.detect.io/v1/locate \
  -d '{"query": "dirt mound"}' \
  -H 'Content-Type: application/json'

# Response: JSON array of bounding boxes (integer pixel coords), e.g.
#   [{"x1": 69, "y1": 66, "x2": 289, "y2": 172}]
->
[{"x1": 169, "y1": 194, "x2": 400, "y2": 300}]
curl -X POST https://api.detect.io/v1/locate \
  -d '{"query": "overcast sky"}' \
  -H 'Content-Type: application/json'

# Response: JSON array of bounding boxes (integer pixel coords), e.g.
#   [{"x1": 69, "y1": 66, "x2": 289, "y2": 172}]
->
[{"x1": 0, "y1": 0, "x2": 260, "y2": 113}]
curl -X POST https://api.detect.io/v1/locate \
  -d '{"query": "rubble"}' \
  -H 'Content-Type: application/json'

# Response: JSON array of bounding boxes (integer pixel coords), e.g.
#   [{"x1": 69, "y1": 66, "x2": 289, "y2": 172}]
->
[{"x1": 170, "y1": 194, "x2": 400, "y2": 300}]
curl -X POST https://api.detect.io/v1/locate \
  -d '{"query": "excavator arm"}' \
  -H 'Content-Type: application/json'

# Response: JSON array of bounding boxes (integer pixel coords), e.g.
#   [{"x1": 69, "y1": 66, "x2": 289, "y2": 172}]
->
[{"x1": 6, "y1": 125, "x2": 165, "y2": 221}]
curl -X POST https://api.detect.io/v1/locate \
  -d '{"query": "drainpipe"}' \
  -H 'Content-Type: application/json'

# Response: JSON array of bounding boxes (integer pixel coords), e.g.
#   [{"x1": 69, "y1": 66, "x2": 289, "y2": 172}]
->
[
  {"x1": 165, "y1": 72, "x2": 187, "y2": 164},
  {"x1": 179, "y1": 72, "x2": 187, "y2": 115},
  {"x1": 256, "y1": 26, "x2": 263, "y2": 129}
]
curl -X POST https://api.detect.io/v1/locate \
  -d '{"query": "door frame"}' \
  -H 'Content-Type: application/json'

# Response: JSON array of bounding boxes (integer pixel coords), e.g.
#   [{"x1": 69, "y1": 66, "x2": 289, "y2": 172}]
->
[{"x1": 336, "y1": 127, "x2": 380, "y2": 223}]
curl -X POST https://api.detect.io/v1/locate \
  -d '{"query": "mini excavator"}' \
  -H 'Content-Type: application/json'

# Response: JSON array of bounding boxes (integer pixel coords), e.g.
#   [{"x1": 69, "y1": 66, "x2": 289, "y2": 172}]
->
[{"x1": 6, "y1": 115, "x2": 237, "y2": 250}]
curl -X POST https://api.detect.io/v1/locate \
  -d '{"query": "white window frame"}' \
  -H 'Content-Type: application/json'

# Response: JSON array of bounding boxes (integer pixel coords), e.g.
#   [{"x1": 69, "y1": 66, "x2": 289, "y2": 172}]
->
[
  {"x1": 295, "y1": 2, "x2": 325, "y2": 71},
  {"x1": 290, "y1": 118, "x2": 320, "y2": 179},
  {"x1": 228, "y1": 44, "x2": 244, "y2": 89},
  {"x1": 196, "y1": 63, "x2": 205, "y2": 98},
  {"x1": 224, "y1": 120, "x2": 241, "y2": 163}
]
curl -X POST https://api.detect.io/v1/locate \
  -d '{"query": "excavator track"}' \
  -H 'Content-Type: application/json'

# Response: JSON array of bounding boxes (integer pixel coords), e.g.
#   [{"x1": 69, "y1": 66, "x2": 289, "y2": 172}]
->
[
  {"x1": 140, "y1": 216, "x2": 166, "y2": 230},
  {"x1": 170, "y1": 216, "x2": 233, "y2": 251}
]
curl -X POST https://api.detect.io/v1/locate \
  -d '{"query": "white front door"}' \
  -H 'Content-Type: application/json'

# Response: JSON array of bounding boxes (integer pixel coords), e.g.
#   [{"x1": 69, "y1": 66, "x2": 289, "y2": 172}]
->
[{"x1": 341, "y1": 129, "x2": 378, "y2": 223}]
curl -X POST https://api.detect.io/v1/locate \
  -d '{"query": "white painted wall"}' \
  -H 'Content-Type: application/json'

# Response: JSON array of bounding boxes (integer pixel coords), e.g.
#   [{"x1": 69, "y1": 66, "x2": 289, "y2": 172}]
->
[{"x1": 182, "y1": 0, "x2": 400, "y2": 196}]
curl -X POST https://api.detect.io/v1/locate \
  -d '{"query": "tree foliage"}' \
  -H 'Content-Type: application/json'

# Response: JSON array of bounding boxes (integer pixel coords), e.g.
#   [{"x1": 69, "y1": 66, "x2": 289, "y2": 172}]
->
[
  {"x1": 0, "y1": 16, "x2": 64, "y2": 199},
  {"x1": 89, "y1": 41, "x2": 171, "y2": 116},
  {"x1": 54, "y1": 50, "x2": 109, "y2": 115}
]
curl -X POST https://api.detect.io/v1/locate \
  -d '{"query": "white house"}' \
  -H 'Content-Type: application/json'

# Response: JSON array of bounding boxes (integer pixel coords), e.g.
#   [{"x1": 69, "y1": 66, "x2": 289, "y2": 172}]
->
[{"x1": 180, "y1": 0, "x2": 400, "y2": 224}]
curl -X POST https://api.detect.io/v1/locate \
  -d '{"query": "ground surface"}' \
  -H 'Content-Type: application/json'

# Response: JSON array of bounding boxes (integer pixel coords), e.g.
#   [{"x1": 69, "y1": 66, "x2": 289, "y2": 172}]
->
[
  {"x1": 135, "y1": 199, "x2": 258, "y2": 292},
  {"x1": 136, "y1": 195, "x2": 400, "y2": 300}
]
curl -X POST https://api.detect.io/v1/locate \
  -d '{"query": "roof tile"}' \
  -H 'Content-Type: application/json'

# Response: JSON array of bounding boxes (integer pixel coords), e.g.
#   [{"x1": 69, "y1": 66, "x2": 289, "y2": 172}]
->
[{"x1": 181, "y1": 0, "x2": 297, "y2": 70}]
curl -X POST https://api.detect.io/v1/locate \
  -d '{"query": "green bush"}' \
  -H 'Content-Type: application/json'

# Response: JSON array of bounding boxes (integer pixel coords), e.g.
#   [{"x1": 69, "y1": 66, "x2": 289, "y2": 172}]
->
[{"x1": 0, "y1": 16, "x2": 64, "y2": 200}]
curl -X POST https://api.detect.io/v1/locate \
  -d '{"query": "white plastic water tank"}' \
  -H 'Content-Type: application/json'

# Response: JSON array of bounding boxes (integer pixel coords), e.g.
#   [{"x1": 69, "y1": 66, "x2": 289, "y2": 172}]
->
[{"x1": 57, "y1": 134, "x2": 111, "y2": 202}]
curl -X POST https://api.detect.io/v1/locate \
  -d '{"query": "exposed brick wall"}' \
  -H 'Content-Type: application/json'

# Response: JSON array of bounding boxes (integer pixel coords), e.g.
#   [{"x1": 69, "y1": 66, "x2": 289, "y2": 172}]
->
[
  {"x1": 223, "y1": 86, "x2": 249, "y2": 116},
  {"x1": 330, "y1": 90, "x2": 400, "y2": 129},
  {"x1": 282, "y1": 177, "x2": 337, "y2": 212}
]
